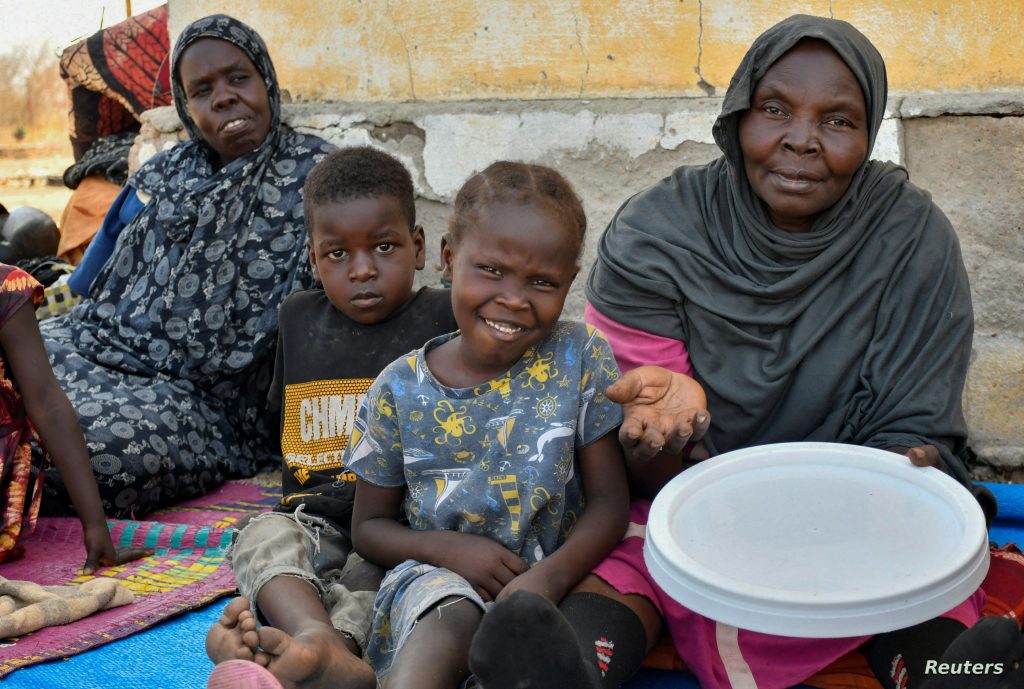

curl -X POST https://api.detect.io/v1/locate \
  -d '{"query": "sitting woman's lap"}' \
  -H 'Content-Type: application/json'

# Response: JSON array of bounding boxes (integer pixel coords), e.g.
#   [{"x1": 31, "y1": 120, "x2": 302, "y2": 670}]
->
[
  {"x1": 595, "y1": 500, "x2": 875, "y2": 689},
  {"x1": 37, "y1": 316, "x2": 260, "y2": 518}
]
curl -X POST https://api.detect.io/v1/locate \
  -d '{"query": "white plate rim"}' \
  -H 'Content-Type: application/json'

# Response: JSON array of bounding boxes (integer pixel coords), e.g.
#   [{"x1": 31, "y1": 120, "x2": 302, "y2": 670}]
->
[{"x1": 644, "y1": 442, "x2": 990, "y2": 637}]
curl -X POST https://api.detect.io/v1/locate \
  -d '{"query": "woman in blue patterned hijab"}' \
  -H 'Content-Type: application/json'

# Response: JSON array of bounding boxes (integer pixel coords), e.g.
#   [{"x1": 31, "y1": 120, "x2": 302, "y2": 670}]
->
[{"x1": 39, "y1": 14, "x2": 334, "y2": 517}]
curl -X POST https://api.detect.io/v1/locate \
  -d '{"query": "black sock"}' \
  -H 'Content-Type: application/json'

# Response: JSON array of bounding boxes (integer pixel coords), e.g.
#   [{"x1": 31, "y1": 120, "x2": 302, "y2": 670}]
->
[
  {"x1": 559, "y1": 592, "x2": 648, "y2": 689},
  {"x1": 919, "y1": 616, "x2": 1024, "y2": 689},
  {"x1": 864, "y1": 618, "x2": 967, "y2": 689},
  {"x1": 469, "y1": 590, "x2": 601, "y2": 689}
]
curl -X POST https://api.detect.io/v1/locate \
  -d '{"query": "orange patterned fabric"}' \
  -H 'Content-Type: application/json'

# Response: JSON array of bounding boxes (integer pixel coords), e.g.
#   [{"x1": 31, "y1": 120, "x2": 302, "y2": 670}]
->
[
  {"x1": 59, "y1": 5, "x2": 171, "y2": 158},
  {"x1": 641, "y1": 545, "x2": 1024, "y2": 689},
  {"x1": 0, "y1": 265, "x2": 45, "y2": 563}
]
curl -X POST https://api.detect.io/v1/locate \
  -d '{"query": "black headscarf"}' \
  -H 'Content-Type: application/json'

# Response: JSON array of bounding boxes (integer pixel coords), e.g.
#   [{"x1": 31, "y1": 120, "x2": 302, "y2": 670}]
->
[{"x1": 586, "y1": 15, "x2": 993, "y2": 518}]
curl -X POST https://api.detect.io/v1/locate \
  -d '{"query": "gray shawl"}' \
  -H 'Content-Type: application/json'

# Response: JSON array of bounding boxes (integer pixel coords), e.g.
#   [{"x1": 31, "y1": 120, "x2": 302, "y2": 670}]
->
[{"x1": 586, "y1": 15, "x2": 990, "y2": 514}]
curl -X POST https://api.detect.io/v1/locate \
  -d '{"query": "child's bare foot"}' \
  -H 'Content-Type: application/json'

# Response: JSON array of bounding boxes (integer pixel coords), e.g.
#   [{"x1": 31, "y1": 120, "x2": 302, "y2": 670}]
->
[
  {"x1": 257, "y1": 622, "x2": 374, "y2": 689},
  {"x1": 206, "y1": 597, "x2": 262, "y2": 664}
]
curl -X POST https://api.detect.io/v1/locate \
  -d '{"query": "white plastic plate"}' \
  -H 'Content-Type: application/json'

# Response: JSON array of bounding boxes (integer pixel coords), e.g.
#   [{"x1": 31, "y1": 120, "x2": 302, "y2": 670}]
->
[{"x1": 644, "y1": 442, "x2": 989, "y2": 637}]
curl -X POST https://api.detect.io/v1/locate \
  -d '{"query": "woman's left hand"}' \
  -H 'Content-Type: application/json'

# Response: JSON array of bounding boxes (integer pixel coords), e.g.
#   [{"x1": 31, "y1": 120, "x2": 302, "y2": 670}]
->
[
  {"x1": 888, "y1": 445, "x2": 941, "y2": 468},
  {"x1": 81, "y1": 522, "x2": 154, "y2": 575}
]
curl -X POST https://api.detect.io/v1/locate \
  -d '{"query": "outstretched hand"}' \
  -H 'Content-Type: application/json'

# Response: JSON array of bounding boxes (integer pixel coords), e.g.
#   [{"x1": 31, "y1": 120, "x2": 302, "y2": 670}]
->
[
  {"x1": 605, "y1": 365, "x2": 711, "y2": 463},
  {"x1": 82, "y1": 523, "x2": 154, "y2": 575}
]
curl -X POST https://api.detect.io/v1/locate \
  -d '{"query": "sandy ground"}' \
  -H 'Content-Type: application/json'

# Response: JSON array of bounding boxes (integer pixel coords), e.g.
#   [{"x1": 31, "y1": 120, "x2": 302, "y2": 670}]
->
[{"x1": 0, "y1": 146, "x2": 75, "y2": 226}]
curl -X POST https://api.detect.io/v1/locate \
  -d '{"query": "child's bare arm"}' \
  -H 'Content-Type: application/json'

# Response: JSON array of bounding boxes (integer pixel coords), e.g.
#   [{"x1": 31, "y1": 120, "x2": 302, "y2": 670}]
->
[
  {"x1": 352, "y1": 478, "x2": 526, "y2": 601},
  {"x1": 0, "y1": 303, "x2": 152, "y2": 572},
  {"x1": 498, "y1": 431, "x2": 629, "y2": 604}
]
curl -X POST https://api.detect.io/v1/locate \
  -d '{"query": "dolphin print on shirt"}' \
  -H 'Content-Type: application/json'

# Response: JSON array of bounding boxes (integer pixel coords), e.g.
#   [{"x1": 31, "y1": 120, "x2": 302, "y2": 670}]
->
[{"x1": 527, "y1": 422, "x2": 575, "y2": 463}]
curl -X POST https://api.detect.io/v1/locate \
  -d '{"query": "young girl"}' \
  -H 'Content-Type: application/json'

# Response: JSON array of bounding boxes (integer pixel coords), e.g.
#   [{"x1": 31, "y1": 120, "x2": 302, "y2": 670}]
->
[
  {"x1": 347, "y1": 162, "x2": 630, "y2": 689},
  {"x1": 0, "y1": 263, "x2": 148, "y2": 571}
]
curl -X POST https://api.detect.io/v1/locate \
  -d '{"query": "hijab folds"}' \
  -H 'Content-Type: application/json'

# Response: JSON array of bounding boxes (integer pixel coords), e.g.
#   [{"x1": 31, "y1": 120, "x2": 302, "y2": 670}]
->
[
  {"x1": 60, "y1": 15, "x2": 334, "y2": 479},
  {"x1": 83, "y1": 14, "x2": 333, "y2": 384},
  {"x1": 586, "y1": 15, "x2": 989, "y2": 515}
]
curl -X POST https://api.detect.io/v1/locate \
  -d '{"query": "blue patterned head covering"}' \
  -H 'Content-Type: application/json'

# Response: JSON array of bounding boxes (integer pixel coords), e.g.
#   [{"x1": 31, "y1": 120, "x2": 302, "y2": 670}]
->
[
  {"x1": 170, "y1": 13, "x2": 281, "y2": 156},
  {"x1": 77, "y1": 15, "x2": 335, "y2": 446},
  {"x1": 130, "y1": 15, "x2": 332, "y2": 242}
]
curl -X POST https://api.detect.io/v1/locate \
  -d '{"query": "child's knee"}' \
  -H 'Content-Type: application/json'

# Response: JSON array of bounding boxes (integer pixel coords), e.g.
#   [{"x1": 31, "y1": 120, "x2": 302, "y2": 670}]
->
[
  {"x1": 230, "y1": 512, "x2": 322, "y2": 603},
  {"x1": 423, "y1": 596, "x2": 482, "y2": 624}
]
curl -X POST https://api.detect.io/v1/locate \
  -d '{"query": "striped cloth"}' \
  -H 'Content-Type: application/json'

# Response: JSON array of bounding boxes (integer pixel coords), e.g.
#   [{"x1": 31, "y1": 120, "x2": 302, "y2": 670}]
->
[{"x1": 0, "y1": 518, "x2": 237, "y2": 677}]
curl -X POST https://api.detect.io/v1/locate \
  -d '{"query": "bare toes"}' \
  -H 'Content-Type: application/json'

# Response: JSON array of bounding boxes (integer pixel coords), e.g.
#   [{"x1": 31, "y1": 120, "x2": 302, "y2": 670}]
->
[
  {"x1": 240, "y1": 614, "x2": 258, "y2": 634},
  {"x1": 257, "y1": 625, "x2": 290, "y2": 656},
  {"x1": 220, "y1": 597, "x2": 251, "y2": 625},
  {"x1": 206, "y1": 601, "x2": 255, "y2": 664},
  {"x1": 242, "y1": 628, "x2": 261, "y2": 652}
]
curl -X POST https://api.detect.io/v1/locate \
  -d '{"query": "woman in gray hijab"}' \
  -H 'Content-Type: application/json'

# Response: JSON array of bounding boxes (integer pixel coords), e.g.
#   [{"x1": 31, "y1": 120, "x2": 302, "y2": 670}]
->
[{"x1": 467, "y1": 14, "x2": 1020, "y2": 689}]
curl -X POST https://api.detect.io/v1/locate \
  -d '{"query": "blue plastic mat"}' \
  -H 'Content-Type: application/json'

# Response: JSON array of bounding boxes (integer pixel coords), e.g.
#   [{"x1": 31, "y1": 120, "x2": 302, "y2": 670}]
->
[
  {"x1": 2, "y1": 602, "x2": 223, "y2": 689},
  {"x1": 1, "y1": 598, "x2": 702, "y2": 689},
  {"x1": 5, "y1": 482, "x2": 1021, "y2": 689},
  {"x1": 989, "y1": 482, "x2": 1024, "y2": 547},
  {"x1": 0, "y1": 596, "x2": 700, "y2": 689}
]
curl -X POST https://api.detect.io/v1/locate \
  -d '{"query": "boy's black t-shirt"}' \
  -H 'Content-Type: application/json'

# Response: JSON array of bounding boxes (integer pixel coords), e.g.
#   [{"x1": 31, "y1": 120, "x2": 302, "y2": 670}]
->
[{"x1": 268, "y1": 286, "x2": 456, "y2": 531}]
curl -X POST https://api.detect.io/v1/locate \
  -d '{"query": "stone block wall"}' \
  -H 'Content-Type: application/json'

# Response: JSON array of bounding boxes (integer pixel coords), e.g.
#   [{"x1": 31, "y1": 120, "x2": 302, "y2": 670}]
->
[{"x1": 903, "y1": 114, "x2": 1024, "y2": 479}]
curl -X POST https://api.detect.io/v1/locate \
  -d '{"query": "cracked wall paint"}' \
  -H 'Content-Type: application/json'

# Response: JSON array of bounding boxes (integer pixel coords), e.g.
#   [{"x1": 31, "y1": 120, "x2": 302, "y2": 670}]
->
[
  {"x1": 384, "y1": 0, "x2": 417, "y2": 100},
  {"x1": 693, "y1": 0, "x2": 715, "y2": 95},
  {"x1": 136, "y1": 102, "x2": 903, "y2": 203},
  {"x1": 170, "y1": 0, "x2": 1024, "y2": 101},
  {"x1": 416, "y1": 110, "x2": 666, "y2": 199},
  {"x1": 568, "y1": 0, "x2": 590, "y2": 97},
  {"x1": 413, "y1": 109, "x2": 900, "y2": 200}
]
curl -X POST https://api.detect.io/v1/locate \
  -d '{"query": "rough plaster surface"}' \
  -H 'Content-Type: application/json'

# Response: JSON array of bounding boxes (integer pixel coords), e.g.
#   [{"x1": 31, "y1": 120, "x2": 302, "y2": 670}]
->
[
  {"x1": 904, "y1": 115, "x2": 1024, "y2": 471},
  {"x1": 965, "y1": 337, "x2": 1024, "y2": 472},
  {"x1": 138, "y1": 99, "x2": 901, "y2": 198},
  {"x1": 135, "y1": 102, "x2": 1022, "y2": 470},
  {"x1": 168, "y1": 0, "x2": 1024, "y2": 99}
]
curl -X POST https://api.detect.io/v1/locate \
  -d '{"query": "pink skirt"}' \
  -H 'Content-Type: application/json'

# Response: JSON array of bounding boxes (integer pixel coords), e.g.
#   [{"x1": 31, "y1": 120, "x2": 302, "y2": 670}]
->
[{"x1": 593, "y1": 500, "x2": 985, "y2": 689}]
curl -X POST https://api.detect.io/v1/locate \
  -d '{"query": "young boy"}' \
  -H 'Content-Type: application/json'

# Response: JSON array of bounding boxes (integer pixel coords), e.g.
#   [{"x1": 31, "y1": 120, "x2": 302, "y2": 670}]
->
[{"x1": 205, "y1": 146, "x2": 457, "y2": 689}]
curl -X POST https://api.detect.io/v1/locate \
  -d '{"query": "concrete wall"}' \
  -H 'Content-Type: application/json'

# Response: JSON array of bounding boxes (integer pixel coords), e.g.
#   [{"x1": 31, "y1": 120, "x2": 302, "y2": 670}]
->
[
  {"x1": 169, "y1": 0, "x2": 1024, "y2": 100},
  {"x1": 151, "y1": 1, "x2": 1024, "y2": 474},
  {"x1": 903, "y1": 115, "x2": 1024, "y2": 479}
]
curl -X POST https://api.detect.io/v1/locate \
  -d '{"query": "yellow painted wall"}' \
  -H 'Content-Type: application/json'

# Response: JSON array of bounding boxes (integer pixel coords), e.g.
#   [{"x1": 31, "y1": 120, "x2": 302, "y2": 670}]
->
[{"x1": 169, "y1": 0, "x2": 1024, "y2": 102}]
